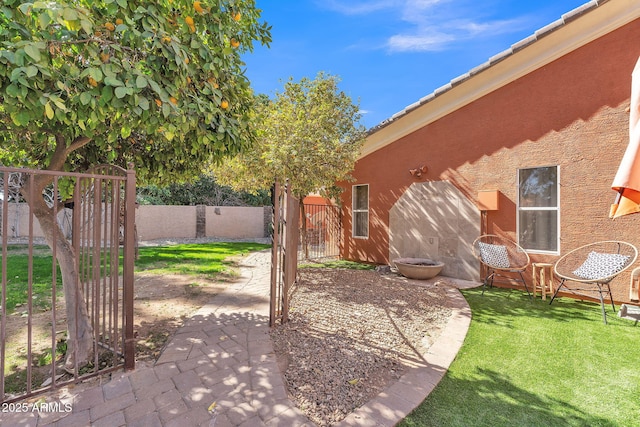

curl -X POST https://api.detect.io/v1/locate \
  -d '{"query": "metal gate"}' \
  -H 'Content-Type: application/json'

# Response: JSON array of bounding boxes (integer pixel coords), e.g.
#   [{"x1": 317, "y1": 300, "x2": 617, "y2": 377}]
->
[
  {"x1": 270, "y1": 180, "x2": 299, "y2": 326},
  {"x1": 1, "y1": 164, "x2": 136, "y2": 403},
  {"x1": 299, "y1": 203, "x2": 341, "y2": 260}
]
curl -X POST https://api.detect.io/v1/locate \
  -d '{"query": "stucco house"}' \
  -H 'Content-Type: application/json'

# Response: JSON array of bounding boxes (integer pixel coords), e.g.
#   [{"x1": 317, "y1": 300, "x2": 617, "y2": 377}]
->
[{"x1": 338, "y1": 0, "x2": 640, "y2": 304}]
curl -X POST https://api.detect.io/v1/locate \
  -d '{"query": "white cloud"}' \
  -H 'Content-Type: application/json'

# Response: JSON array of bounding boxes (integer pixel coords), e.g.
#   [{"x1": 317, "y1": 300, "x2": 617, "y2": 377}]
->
[
  {"x1": 400, "y1": 0, "x2": 448, "y2": 22},
  {"x1": 457, "y1": 18, "x2": 526, "y2": 36},
  {"x1": 387, "y1": 16, "x2": 527, "y2": 52},
  {"x1": 387, "y1": 32, "x2": 455, "y2": 52},
  {"x1": 320, "y1": 0, "x2": 531, "y2": 53},
  {"x1": 319, "y1": 0, "x2": 444, "y2": 16},
  {"x1": 318, "y1": 0, "x2": 399, "y2": 15}
]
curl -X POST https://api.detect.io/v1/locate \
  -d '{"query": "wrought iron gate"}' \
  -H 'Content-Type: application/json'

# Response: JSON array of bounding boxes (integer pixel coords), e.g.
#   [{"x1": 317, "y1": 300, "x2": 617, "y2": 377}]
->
[
  {"x1": 1, "y1": 164, "x2": 136, "y2": 403},
  {"x1": 270, "y1": 180, "x2": 299, "y2": 326},
  {"x1": 299, "y1": 203, "x2": 341, "y2": 260}
]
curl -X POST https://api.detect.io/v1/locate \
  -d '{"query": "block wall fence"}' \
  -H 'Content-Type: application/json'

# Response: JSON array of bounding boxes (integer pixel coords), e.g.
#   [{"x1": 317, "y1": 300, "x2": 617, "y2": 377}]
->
[{"x1": 2, "y1": 204, "x2": 272, "y2": 242}]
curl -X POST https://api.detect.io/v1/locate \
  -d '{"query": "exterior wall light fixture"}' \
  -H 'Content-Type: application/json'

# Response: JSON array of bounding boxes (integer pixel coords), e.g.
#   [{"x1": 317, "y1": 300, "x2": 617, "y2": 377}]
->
[{"x1": 409, "y1": 165, "x2": 428, "y2": 178}]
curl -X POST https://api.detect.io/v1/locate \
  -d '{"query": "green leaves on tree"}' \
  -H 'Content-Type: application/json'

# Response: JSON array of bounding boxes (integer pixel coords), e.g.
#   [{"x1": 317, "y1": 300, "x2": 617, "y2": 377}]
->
[
  {"x1": 214, "y1": 72, "x2": 366, "y2": 203},
  {"x1": 0, "y1": 0, "x2": 272, "y2": 187}
]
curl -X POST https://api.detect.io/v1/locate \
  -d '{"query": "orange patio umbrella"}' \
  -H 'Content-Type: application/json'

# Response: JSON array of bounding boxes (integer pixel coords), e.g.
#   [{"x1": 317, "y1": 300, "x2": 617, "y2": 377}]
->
[{"x1": 611, "y1": 55, "x2": 640, "y2": 219}]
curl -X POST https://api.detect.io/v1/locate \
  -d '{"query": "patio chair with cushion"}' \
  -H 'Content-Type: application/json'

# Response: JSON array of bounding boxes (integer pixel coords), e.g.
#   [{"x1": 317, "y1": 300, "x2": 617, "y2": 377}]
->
[
  {"x1": 550, "y1": 241, "x2": 638, "y2": 324},
  {"x1": 472, "y1": 234, "x2": 532, "y2": 299}
]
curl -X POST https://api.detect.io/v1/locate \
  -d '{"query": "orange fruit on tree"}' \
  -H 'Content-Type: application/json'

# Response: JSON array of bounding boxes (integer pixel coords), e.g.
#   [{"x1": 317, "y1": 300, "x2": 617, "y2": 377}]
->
[
  {"x1": 162, "y1": 36, "x2": 172, "y2": 43},
  {"x1": 230, "y1": 38, "x2": 240, "y2": 48},
  {"x1": 155, "y1": 99, "x2": 163, "y2": 107},
  {"x1": 88, "y1": 77, "x2": 98, "y2": 87},
  {"x1": 169, "y1": 97, "x2": 178, "y2": 105},
  {"x1": 185, "y1": 16, "x2": 196, "y2": 32},
  {"x1": 115, "y1": 18, "x2": 124, "y2": 25},
  {"x1": 233, "y1": 12, "x2": 241, "y2": 21},
  {"x1": 207, "y1": 77, "x2": 219, "y2": 88},
  {"x1": 184, "y1": 57, "x2": 190, "y2": 64},
  {"x1": 193, "y1": 1, "x2": 205, "y2": 14},
  {"x1": 104, "y1": 22, "x2": 115, "y2": 31},
  {"x1": 220, "y1": 100, "x2": 229, "y2": 109}
]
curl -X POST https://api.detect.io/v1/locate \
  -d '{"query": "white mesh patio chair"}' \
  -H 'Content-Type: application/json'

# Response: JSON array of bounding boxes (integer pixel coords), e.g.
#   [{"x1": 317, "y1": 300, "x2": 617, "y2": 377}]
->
[
  {"x1": 550, "y1": 241, "x2": 638, "y2": 324},
  {"x1": 472, "y1": 234, "x2": 531, "y2": 299}
]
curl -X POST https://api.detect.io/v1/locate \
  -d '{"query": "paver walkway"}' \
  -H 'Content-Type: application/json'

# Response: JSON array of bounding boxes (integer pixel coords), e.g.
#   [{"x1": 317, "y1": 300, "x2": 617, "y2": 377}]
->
[{"x1": 3, "y1": 251, "x2": 474, "y2": 427}]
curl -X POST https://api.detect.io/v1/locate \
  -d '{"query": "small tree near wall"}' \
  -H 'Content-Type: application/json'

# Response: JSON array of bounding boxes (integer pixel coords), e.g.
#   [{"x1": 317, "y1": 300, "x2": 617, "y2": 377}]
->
[{"x1": 214, "y1": 72, "x2": 366, "y2": 257}]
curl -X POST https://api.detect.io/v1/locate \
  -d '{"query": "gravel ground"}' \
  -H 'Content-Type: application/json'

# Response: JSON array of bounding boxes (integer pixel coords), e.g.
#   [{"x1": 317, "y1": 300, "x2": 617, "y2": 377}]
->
[{"x1": 270, "y1": 268, "x2": 454, "y2": 426}]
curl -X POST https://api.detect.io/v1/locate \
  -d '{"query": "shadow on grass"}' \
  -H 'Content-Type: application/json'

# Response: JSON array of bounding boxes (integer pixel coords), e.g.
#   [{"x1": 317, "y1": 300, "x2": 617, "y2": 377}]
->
[
  {"x1": 462, "y1": 286, "x2": 625, "y2": 327},
  {"x1": 401, "y1": 366, "x2": 614, "y2": 427}
]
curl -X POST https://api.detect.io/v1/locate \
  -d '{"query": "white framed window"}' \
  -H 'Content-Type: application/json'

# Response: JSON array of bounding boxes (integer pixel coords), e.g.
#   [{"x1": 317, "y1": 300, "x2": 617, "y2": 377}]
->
[
  {"x1": 352, "y1": 184, "x2": 369, "y2": 239},
  {"x1": 517, "y1": 166, "x2": 559, "y2": 254}
]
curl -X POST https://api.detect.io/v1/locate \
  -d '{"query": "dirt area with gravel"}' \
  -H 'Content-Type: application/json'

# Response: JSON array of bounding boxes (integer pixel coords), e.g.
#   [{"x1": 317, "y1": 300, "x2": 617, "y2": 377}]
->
[{"x1": 270, "y1": 268, "x2": 454, "y2": 426}]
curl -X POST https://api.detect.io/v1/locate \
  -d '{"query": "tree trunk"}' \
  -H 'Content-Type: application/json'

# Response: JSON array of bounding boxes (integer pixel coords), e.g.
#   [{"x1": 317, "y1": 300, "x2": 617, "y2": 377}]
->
[{"x1": 22, "y1": 177, "x2": 94, "y2": 372}]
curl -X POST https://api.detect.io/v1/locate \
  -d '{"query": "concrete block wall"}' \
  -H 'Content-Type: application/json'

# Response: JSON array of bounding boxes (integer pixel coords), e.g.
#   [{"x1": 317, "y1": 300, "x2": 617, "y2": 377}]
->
[
  {"x1": 136, "y1": 205, "x2": 269, "y2": 241},
  {"x1": 3, "y1": 204, "x2": 270, "y2": 242},
  {"x1": 203, "y1": 206, "x2": 267, "y2": 240},
  {"x1": 2, "y1": 204, "x2": 73, "y2": 239}
]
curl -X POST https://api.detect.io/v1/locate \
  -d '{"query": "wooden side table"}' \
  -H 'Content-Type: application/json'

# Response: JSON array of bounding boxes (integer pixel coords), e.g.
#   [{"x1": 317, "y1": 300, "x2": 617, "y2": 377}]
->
[{"x1": 532, "y1": 262, "x2": 554, "y2": 300}]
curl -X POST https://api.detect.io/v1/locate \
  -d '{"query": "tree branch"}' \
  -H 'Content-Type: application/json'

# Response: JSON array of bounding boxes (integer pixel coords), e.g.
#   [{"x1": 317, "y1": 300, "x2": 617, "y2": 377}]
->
[
  {"x1": 66, "y1": 136, "x2": 92, "y2": 154},
  {"x1": 45, "y1": 135, "x2": 91, "y2": 172},
  {"x1": 49, "y1": 38, "x2": 137, "y2": 54}
]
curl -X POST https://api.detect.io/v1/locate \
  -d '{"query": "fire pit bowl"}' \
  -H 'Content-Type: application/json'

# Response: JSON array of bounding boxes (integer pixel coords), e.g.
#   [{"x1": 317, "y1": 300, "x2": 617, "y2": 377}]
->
[{"x1": 393, "y1": 258, "x2": 444, "y2": 280}]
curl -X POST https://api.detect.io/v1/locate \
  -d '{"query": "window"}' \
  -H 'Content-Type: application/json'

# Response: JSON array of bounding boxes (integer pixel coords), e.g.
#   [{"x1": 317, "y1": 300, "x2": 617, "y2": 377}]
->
[
  {"x1": 352, "y1": 184, "x2": 369, "y2": 238},
  {"x1": 518, "y1": 166, "x2": 559, "y2": 253}
]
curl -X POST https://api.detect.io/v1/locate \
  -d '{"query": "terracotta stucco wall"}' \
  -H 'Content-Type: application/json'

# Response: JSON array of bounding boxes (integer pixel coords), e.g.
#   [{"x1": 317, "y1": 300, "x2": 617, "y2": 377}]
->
[{"x1": 341, "y1": 19, "x2": 640, "y2": 303}]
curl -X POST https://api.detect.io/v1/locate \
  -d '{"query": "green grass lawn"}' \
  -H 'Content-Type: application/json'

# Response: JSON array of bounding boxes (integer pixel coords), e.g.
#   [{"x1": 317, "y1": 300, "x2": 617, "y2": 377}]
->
[
  {"x1": 2, "y1": 242, "x2": 271, "y2": 314},
  {"x1": 298, "y1": 259, "x2": 375, "y2": 270},
  {"x1": 400, "y1": 287, "x2": 640, "y2": 427},
  {"x1": 135, "y1": 241, "x2": 270, "y2": 278},
  {"x1": 2, "y1": 245, "x2": 62, "y2": 312}
]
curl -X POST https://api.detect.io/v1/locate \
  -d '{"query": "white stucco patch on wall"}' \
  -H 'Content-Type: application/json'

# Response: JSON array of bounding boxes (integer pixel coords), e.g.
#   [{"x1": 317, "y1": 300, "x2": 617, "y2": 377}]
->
[{"x1": 389, "y1": 181, "x2": 480, "y2": 281}]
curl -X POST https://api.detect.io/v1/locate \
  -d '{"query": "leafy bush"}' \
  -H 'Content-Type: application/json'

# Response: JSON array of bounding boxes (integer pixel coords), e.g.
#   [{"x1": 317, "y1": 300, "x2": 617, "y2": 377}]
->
[{"x1": 137, "y1": 175, "x2": 270, "y2": 206}]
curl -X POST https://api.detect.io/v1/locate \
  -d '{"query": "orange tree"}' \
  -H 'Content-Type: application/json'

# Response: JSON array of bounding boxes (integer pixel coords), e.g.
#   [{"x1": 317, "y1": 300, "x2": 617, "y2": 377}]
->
[{"x1": 0, "y1": 0, "x2": 270, "y2": 369}]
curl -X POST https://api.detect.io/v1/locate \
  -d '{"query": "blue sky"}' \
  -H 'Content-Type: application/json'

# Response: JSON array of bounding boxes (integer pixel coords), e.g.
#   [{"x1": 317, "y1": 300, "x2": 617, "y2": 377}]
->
[{"x1": 243, "y1": 0, "x2": 590, "y2": 129}]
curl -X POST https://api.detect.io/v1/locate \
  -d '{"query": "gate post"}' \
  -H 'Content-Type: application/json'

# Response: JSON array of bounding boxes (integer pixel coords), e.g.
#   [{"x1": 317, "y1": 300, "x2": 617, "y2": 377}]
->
[
  {"x1": 123, "y1": 164, "x2": 136, "y2": 370},
  {"x1": 269, "y1": 180, "x2": 299, "y2": 326},
  {"x1": 269, "y1": 181, "x2": 281, "y2": 326}
]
